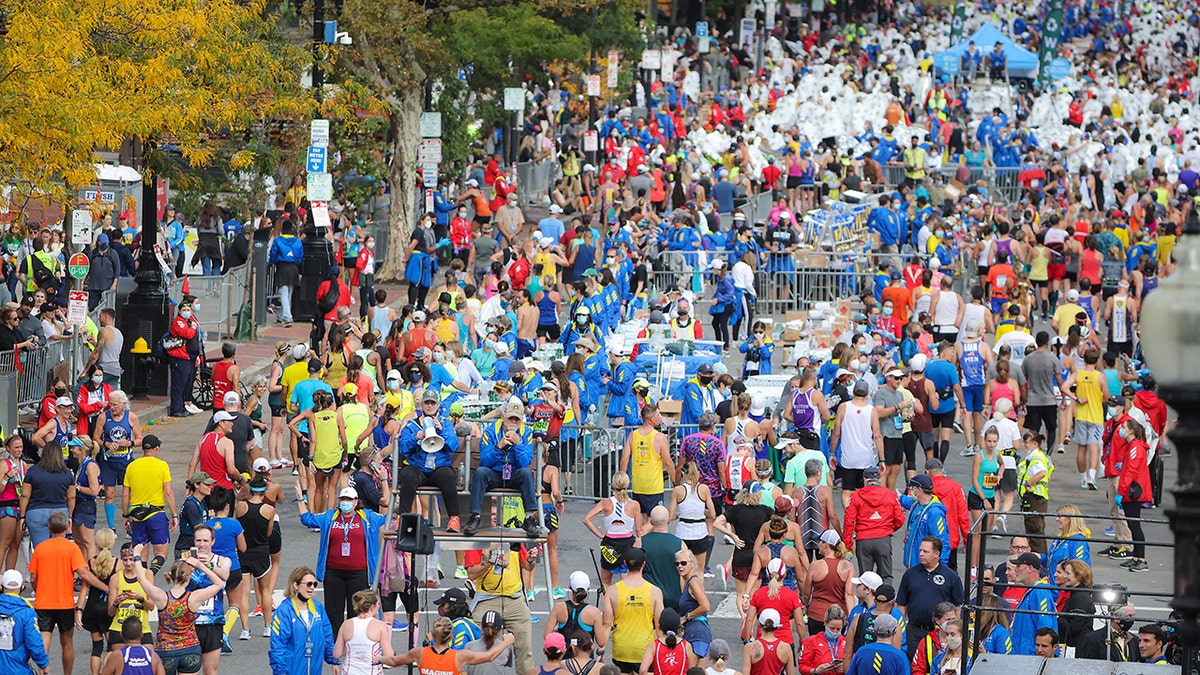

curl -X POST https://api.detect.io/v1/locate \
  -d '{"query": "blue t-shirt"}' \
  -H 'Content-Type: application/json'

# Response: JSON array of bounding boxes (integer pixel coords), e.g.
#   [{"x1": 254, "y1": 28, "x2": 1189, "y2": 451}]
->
[
  {"x1": 847, "y1": 643, "x2": 909, "y2": 675},
  {"x1": 429, "y1": 363, "x2": 456, "y2": 393},
  {"x1": 204, "y1": 517, "x2": 244, "y2": 570},
  {"x1": 924, "y1": 359, "x2": 960, "y2": 414},
  {"x1": 290, "y1": 378, "x2": 334, "y2": 433}
]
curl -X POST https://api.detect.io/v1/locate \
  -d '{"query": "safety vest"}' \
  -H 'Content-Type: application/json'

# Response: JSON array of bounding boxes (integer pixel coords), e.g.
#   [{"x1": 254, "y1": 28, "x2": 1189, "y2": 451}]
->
[
  {"x1": 1017, "y1": 448, "x2": 1053, "y2": 500},
  {"x1": 904, "y1": 147, "x2": 927, "y2": 180},
  {"x1": 439, "y1": 361, "x2": 460, "y2": 399}
]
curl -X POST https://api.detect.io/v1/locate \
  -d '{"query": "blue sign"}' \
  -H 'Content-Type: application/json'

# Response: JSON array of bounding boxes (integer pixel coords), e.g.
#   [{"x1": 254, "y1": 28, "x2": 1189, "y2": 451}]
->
[
  {"x1": 696, "y1": 21, "x2": 708, "y2": 37},
  {"x1": 323, "y1": 20, "x2": 337, "y2": 44},
  {"x1": 1048, "y1": 57, "x2": 1072, "y2": 81},
  {"x1": 307, "y1": 146, "x2": 327, "y2": 174},
  {"x1": 935, "y1": 53, "x2": 960, "y2": 75}
]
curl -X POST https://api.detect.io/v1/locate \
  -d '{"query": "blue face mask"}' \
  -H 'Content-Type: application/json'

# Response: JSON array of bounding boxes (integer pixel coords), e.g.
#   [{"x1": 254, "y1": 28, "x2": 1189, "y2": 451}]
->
[
  {"x1": 338, "y1": 500, "x2": 354, "y2": 514},
  {"x1": 825, "y1": 630, "x2": 840, "y2": 641}
]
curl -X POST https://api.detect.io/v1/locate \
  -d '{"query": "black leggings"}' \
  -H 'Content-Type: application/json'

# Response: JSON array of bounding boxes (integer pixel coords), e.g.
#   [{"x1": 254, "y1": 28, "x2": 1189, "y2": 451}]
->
[
  {"x1": 407, "y1": 283, "x2": 430, "y2": 307},
  {"x1": 397, "y1": 465, "x2": 460, "y2": 516},
  {"x1": 1122, "y1": 500, "x2": 1146, "y2": 559},
  {"x1": 324, "y1": 567, "x2": 369, "y2": 636},
  {"x1": 1024, "y1": 405, "x2": 1058, "y2": 443},
  {"x1": 712, "y1": 307, "x2": 732, "y2": 349}
]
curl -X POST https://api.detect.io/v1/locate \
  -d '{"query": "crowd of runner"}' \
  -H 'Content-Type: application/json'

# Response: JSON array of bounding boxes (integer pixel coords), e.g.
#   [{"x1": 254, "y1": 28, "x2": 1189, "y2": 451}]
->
[{"x1": 2, "y1": 1, "x2": 1200, "y2": 674}]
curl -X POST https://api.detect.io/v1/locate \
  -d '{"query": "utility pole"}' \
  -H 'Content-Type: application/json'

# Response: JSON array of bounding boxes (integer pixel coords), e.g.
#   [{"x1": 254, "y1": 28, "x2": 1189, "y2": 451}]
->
[{"x1": 312, "y1": 0, "x2": 325, "y2": 102}]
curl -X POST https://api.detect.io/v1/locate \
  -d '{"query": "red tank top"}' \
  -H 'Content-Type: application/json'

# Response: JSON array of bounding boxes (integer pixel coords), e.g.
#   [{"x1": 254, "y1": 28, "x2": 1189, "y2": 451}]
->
[
  {"x1": 807, "y1": 558, "x2": 847, "y2": 625},
  {"x1": 751, "y1": 638, "x2": 787, "y2": 675},
  {"x1": 652, "y1": 640, "x2": 689, "y2": 675},
  {"x1": 212, "y1": 361, "x2": 235, "y2": 407},
  {"x1": 199, "y1": 432, "x2": 233, "y2": 488}
]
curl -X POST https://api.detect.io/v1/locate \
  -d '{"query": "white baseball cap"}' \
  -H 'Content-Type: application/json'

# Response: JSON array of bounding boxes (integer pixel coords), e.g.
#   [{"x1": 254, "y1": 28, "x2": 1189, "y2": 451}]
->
[
  {"x1": 750, "y1": 394, "x2": 767, "y2": 416},
  {"x1": 213, "y1": 411, "x2": 236, "y2": 423},
  {"x1": 386, "y1": 369, "x2": 402, "y2": 381},
  {"x1": 767, "y1": 558, "x2": 785, "y2": 578},
  {"x1": 252, "y1": 458, "x2": 271, "y2": 473},
  {"x1": 223, "y1": 391, "x2": 241, "y2": 406},
  {"x1": 759, "y1": 608, "x2": 781, "y2": 626},
  {"x1": 820, "y1": 529, "x2": 841, "y2": 546},
  {"x1": 569, "y1": 571, "x2": 591, "y2": 591},
  {"x1": 1, "y1": 569, "x2": 22, "y2": 590},
  {"x1": 851, "y1": 571, "x2": 884, "y2": 591},
  {"x1": 338, "y1": 487, "x2": 358, "y2": 500},
  {"x1": 909, "y1": 353, "x2": 928, "y2": 372},
  {"x1": 292, "y1": 343, "x2": 309, "y2": 360},
  {"x1": 55, "y1": 396, "x2": 75, "y2": 408}
]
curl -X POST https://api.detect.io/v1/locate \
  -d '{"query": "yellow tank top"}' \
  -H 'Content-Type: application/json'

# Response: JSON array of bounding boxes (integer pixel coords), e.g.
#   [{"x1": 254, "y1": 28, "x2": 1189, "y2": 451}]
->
[
  {"x1": 535, "y1": 252, "x2": 553, "y2": 272},
  {"x1": 1029, "y1": 246, "x2": 1050, "y2": 281},
  {"x1": 613, "y1": 580, "x2": 655, "y2": 663},
  {"x1": 435, "y1": 319, "x2": 458, "y2": 344},
  {"x1": 439, "y1": 362, "x2": 460, "y2": 398},
  {"x1": 341, "y1": 402, "x2": 370, "y2": 455},
  {"x1": 324, "y1": 351, "x2": 349, "y2": 389},
  {"x1": 110, "y1": 572, "x2": 151, "y2": 633},
  {"x1": 312, "y1": 409, "x2": 342, "y2": 469},
  {"x1": 1075, "y1": 369, "x2": 1104, "y2": 425},
  {"x1": 629, "y1": 429, "x2": 663, "y2": 496}
]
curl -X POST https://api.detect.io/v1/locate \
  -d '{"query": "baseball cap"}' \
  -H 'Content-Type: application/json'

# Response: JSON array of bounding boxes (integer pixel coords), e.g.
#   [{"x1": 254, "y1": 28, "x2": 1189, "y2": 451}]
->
[
  {"x1": 213, "y1": 411, "x2": 236, "y2": 423},
  {"x1": 851, "y1": 571, "x2": 883, "y2": 591},
  {"x1": 1066, "y1": 288, "x2": 1080, "y2": 301},
  {"x1": 386, "y1": 369, "x2": 402, "y2": 381},
  {"x1": 508, "y1": 360, "x2": 526, "y2": 373},
  {"x1": 340, "y1": 382, "x2": 358, "y2": 397},
  {"x1": 292, "y1": 344, "x2": 309, "y2": 360},
  {"x1": 759, "y1": 608, "x2": 782, "y2": 626},
  {"x1": 412, "y1": 310, "x2": 427, "y2": 322},
  {"x1": 540, "y1": 381, "x2": 558, "y2": 391},
  {"x1": 767, "y1": 558, "x2": 785, "y2": 578},
  {"x1": 413, "y1": 347, "x2": 431, "y2": 360},
  {"x1": 852, "y1": 379, "x2": 870, "y2": 397},
  {"x1": 96, "y1": 233, "x2": 109, "y2": 245},
  {"x1": 338, "y1": 487, "x2": 358, "y2": 500},
  {"x1": 569, "y1": 571, "x2": 591, "y2": 592},
  {"x1": 188, "y1": 471, "x2": 215, "y2": 486},
  {"x1": 924, "y1": 458, "x2": 944, "y2": 471},
  {"x1": 141, "y1": 435, "x2": 162, "y2": 450},
  {"x1": 863, "y1": 466, "x2": 882, "y2": 483},
  {"x1": 885, "y1": 368, "x2": 905, "y2": 378},
  {"x1": 481, "y1": 609, "x2": 505, "y2": 628},
  {"x1": 622, "y1": 547, "x2": 646, "y2": 568},
  {"x1": 874, "y1": 584, "x2": 897, "y2": 603},
  {"x1": 889, "y1": 269, "x2": 902, "y2": 280},
  {"x1": 750, "y1": 394, "x2": 767, "y2": 416},
  {"x1": 908, "y1": 474, "x2": 934, "y2": 491},
  {"x1": 820, "y1": 529, "x2": 841, "y2": 547},
  {"x1": 421, "y1": 389, "x2": 441, "y2": 404},
  {"x1": 223, "y1": 391, "x2": 240, "y2": 406},
  {"x1": 449, "y1": 401, "x2": 465, "y2": 417},
  {"x1": 2, "y1": 569, "x2": 22, "y2": 590},
  {"x1": 1014, "y1": 552, "x2": 1043, "y2": 568},
  {"x1": 774, "y1": 495, "x2": 794, "y2": 513},
  {"x1": 252, "y1": 458, "x2": 271, "y2": 473},
  {"x1": 503, "y1": 402, "x2": 525, "y2": 419},
  {"x1": 433, "y1": 588, "x2": 468, "y2": 606},
  {"x1": 873, "y1": 613, "x2": 900, "y2": 636},
  {"x1": 910, "y1": 353, "x2": 927, "y2": 372},
  {"x1": 710, "y1": 258, "x2": 726, "y2": 269},
  {"x1": 55, "y1": 396, "x2": 75, "y2": 408},
  {"x1": 544, "y1": 632, "x2": 567, "y2": 652},
  {"x1": 307, "y1": 357, "x2": 324, "y2": 372},
  {"x1": 697, "y1": 363, "x2": 714, "y2": 375}
]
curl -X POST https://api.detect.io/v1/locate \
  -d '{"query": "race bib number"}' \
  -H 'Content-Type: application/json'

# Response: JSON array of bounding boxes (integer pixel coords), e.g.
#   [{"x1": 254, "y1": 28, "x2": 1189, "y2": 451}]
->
[{"x1": 983, "y1": 473, "x2": 1000, "y2": 489}]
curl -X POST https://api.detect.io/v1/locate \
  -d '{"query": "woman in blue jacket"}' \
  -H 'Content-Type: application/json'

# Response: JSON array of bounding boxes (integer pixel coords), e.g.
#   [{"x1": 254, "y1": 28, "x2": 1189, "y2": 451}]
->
[
  {"x1": 1044, "y1": 503, "x2": 1091, "y2": 571},
  {"x1": 709, "y1": 259, "x2": 736, "y2": 351},
  {"x1": 739, "y1": 321, "x2": 775, "y2": 379},
  {"x1": 270, "y1": 566, "x2": 338, "y2": 675}
]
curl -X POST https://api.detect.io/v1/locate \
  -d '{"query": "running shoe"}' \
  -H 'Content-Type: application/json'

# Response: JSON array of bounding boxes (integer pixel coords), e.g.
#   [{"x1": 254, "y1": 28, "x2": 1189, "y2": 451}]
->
[
  {"x1": 1128, "y1": 560, "x2": 1149, "y2": 573},
  {"x1": 552, "y1": 587, "x2": 567, "y2": 600},
  {"x1": 239, "y1": 629, "x2": 251, "y2": 641},
  {"x1": 1087, "y1": 481, "x2": 1099, "y2": 491},
  {"x1": 717, "y1": 564, "x2": 729, "y2": 590},
  {"x1": 1057, "y1": 445, "x2": 1067, "y2": 454},
  {"x1": 1120, "y1": 558, "x2": 1138, "y2": 569},
  {"x1": 1098, "y1": 545, "x2": 1119, "y2": 557},
  {"x1": 997, "y1": 514, "x2": 1007, "y2": 532},
  {"x1": 291, "y1": 467, "x2": 299, "y2": 476},
  {"x1": 1142, "y1": 502, "x2": 1156, "y2": 509},
  {"x1": 221, "y1": 634, "x2": 233, "y2": 654},
  {"x1": 454, "y1": 567, "x2": 468, "y2": 580},
  {"x1": 446, "y1": 516, "x2": 461, "y2": 534},
  {"x1": 704, "y1": 567, "x2": 715, "y2": 579},
  {"x1": 1080, "y1": 479, "x2": 1090, "y2": 490},
  {"x1": 262, "y1": 627, "x2": 271, "y2": 638},
  {"x1": 953, "y1": 420, "x2": 965, "y2": 434},
  {"x1": 527, "y1": 590, "x2": 537, "y2": 603},
  {"x1": 392, "y1": 619, "x2": 408, "y2": 631},
  {"x1": 959, "y1": 446, "x2": 978, "y2": 457},
  {"x1": 1108, "y1": 548, "x2": 1131, "y2": 560},
  {"x1": 1104, "y1": 526, "x2": 1115, "y2": 537},
  {"x1": 250, "y1": 605, "x2": 263, "y2": 617}
]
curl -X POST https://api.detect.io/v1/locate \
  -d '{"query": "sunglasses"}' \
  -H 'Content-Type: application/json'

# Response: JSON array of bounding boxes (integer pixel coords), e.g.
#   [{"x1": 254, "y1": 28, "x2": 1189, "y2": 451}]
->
[
  {"x1": 300, "y1": 581, "x2": 318, "y2": 588},
  {"x1": 675, "y1": 560, "x2": 689, "y2": 567}
]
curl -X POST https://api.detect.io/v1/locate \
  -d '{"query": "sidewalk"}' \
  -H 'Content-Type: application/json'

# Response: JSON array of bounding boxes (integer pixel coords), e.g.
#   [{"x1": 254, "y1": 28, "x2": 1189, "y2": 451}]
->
[{"x1": 129, "y1": 281, "x2": 408, "y2": 423}]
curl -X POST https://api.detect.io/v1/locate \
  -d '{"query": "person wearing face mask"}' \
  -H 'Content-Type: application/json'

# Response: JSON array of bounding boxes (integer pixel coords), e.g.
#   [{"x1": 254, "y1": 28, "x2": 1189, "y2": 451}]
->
[
  {"x1": 80, "y1": 309, "x2": 119, "y2": 388},
  {"x1": 560, "y1": 302, "x2": 605, "y2": 358},
  {"x1": 1076, "y1": 603, "x2": 1137, "y2": 661},
  {"x1": 927, "y1": 619, "x2": 965, "y2": 675},
  {"x1": 681, "y1": 364, "x2": 719, "y2": 438},
  {"x1": 352, "y1": 235, "x2": 377, "y2": 320},
  {"x1": 167, "y1": 300, "x2": 202, "y2": 417},
  {"x1": 85, "y1": 233, "x2": 120, "y2": 311},
  {"x1": 670, "y1": 299, "x2": 704, "y2": 340},
  {"x1": 298, "y1": 485, "x2": 388, "y2": 636},
  {"x1": 464, "y1": 402, "x2": 547, "y2": 538},
  {"x1": 605, "y1": 344, "x2": 637, "y2": 427},
  {"x1": 739, "y1": 321, "x2": 775, "y2": 379}
]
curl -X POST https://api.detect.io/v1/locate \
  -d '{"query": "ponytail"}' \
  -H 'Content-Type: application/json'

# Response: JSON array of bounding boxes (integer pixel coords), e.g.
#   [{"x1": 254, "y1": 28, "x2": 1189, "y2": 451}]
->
[{"x1": 664, "y1": 630, "x2": 678, "y2": 649}]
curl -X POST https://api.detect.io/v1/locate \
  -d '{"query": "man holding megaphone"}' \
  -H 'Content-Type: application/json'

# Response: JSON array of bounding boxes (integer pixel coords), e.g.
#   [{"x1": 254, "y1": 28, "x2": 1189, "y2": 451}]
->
[
  {"x1": 463, "y1": 402, "x2": 548, "y2": 539},
  {"x1": 397, "y1": 390, "x2": 463, "y2": 533}
]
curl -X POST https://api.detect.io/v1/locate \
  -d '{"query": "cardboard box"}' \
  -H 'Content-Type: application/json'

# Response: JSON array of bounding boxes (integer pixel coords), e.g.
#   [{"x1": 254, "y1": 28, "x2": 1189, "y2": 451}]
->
[
  {"x1": 942, "y1": 178, "x2": 966, "y2": 201},
  {"x1": 782, "y1": 328, "x2": 804, "y2": 342},
  {"x1": 659, "y1": 399, "x2": 683, "y2": 421},
  {"x1": 804, "y1": 253, "x2": 827, "y2": 269},
  {"x1": 786, "y1": 311, "x2": 809, "y2": 323}
]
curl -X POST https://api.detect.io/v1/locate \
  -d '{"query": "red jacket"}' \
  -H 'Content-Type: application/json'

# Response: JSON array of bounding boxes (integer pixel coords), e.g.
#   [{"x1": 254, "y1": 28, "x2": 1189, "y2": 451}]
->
[
  {"x1": 167, "y1": 314, "x2": 198, "y2": 360},
  {"x1": 1103, "y1": 413, "x2": 1131, "y2": 478},
  {"x1": 1132, "y1": 390, "x2": 1167, "y2": 435},
  {"x1": 1118, "y1": 439, "x2": 1152, "y2": 502},
  {"x1": 911, "y1": 632, "x2": 943, "y2": 675},
  {"x1": 75, "y1": 382, "x2": 114, "y2": 436},
  {"x1": 931, "y1": 475, "x2": 970, "y2": 550},
  {"x1": 317, "y1": 278, "x2": 352, "y2": 322},
  {"x1": 843, "y1": 485, "x2": 905, "y2": 547},
  {"x1": 799, "y1": 632, "x2": 846, "y2": 675},
  {"x1": 352, "y1": 248, "x2": 374, "y2": 286}
]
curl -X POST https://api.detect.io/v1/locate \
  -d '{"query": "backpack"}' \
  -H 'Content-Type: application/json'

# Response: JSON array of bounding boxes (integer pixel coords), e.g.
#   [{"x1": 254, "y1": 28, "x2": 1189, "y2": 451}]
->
[
  {"x1": 317, "y1": 281, "x2": 338, "y2": 315},
  {"x1": 155, "y1": 331, "x2": 185, "y2": 360},
  {"x1": 379, "y1": 538, "x2": 410, "y2": 595}
]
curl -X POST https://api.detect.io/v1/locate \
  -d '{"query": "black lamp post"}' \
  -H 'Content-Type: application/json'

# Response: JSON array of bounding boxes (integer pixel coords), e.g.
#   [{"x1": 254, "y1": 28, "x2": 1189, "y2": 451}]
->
[{"x1": 1139, "y1": 220, "x2": 1200, "y2": 673}]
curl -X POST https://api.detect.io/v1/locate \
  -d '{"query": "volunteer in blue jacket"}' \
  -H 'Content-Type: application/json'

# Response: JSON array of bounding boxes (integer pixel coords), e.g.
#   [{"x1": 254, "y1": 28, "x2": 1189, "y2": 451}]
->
[
  {"x1": 1008, "y1": 552, "x2": 1059, "y2": 655},
  {"x1": 463, "y1": 401, "x2": 547, "y2": 539},
  {"x1": 681, "y1": 364, "x2": 719, "y2": 437},
  {"x1": 266, "y1": 220, "x2": 303, "y2": 327},
  {"x1": 739, "y1": 321, "x2": 775, "y2": 378},
  {"x1": 396, "y1": 389, "x2": 462, "y2": 534},
  {"x1": 560, "y1": 305, "x2": 604, "y2": 357},
  {"x1": 578, "y1": 337, "x2": 610, "y2": 412},
  {"x1": 924, "y1": 341, "x2": 963, "y2": 463},
  {"x1": 899, "y1": 474, "x2": 950, "y2": 567},
  {"x1": 270, "y1": 566, "x2": 337, "y2": 675},
  {"x1": 298, "y1": 485, "x2": 388, "y2": 636},
  {"x1": 0, "y1": 569, "x2": 49, "y2": 675},
  {"x1": 605, "y1": 344, "x2": 637, "y2": 425}
]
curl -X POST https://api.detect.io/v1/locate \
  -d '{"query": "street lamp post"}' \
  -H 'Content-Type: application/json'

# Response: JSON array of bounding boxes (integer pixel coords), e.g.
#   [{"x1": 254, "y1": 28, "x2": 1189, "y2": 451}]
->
[
  {"x1": 1139, "y1": 221, "x2": 1200, "y2": 673},
  {"x1": 119, "y1": 140, "x2": 171, "y2": 395}
]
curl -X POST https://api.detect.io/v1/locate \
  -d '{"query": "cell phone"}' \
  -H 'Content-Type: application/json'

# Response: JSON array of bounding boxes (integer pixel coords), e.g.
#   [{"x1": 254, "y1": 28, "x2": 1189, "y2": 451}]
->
[{"x1": 189, "y1": 547, "x2": 198, "y2": 559}]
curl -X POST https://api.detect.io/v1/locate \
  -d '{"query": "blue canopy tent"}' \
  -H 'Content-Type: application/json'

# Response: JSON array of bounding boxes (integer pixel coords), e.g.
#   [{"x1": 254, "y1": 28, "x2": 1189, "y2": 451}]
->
[{"x1": 934, "y1": 23, "x2": 1039, "y2": 79}]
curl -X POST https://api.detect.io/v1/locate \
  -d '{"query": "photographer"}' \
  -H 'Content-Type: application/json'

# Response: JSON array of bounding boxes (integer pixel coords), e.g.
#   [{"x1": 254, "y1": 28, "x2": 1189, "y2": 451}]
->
[{"x1": 466, "y1": 541, "x2": 542, "y2": 675}]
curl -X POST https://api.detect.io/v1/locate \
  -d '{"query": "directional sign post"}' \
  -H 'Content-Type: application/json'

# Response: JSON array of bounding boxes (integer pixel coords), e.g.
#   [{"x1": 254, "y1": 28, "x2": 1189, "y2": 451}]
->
[
  {"x1": 68, "y1": 253, "x2": 90, "y2": 280},
  {"x1": 310, "y1": 119, "x2": 330, "y2": 147},
  {"x1": 419, "y1": 112, "x2": 443, "y2": 138},
  {"x1": 307, "y1": 172, "x2": 333, "y2": 202},
  {"x1": 67, "y1": 291, "x2": 88, "y2": 327},
  {"x1": 306, "y1": 146, "x2": 327, "y2": 174},
  {"x1": 503, "y1": 87, "x2": 525, "y2": 112},
  {"x1": 418, "y1": 139, "x2": 442, "y2": 164},
  {"x1": 71, "y1": 210, "x2": 93, "y2": 246}
]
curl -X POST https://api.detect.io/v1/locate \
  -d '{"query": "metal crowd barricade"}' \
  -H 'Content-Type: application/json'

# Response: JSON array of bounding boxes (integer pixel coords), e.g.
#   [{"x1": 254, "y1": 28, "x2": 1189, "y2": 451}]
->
[
  {"x1": 516, "y1": 160, "x2": 560, "y2": 207},
  {"x1": 561, "y1": 423, "x2": 622, "y2": 501},
  {"x1": 168, "y1": 265, "x2": 249, "y2": 340},
  {"x1": 0, "y1": 339, "x2": 73, "y2": 409}
]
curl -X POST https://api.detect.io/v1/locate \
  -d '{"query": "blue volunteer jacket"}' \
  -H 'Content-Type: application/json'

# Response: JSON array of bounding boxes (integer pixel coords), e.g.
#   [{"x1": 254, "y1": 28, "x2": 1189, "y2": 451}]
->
[
  {"x1": 900, "y1": 495, "x2": 951, "y2": 567},
  {"x1": 299, "y1": 508, "x2": 388, "y2": 583},
  {"x1": 0, "y1": 592, "x2": 48, "y2": 674},
  {"x1": 267, "y1": 235, "x2": 303, "y2": 264},
  {"x1": 269, "y1": 596, "x2": 336, "y2": 675},
  {"x1": 481, "y1": 420, "x2": 534, "y2": 471},
  {"x1": 398, "y1": 413, "x2": 461, "y2": 471},
  {"x1": 606, "y1": 360, "x2": 637, "y2": 419},
  {"x1": 1011, "y1": 580, "x2": 1058, "y2": 655}
]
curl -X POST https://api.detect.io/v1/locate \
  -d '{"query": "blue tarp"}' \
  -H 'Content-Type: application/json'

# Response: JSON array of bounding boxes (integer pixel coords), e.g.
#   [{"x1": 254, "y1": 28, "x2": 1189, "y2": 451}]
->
[{"x1": 934, "y1": 23, "x2": 1039, "y2": 78}]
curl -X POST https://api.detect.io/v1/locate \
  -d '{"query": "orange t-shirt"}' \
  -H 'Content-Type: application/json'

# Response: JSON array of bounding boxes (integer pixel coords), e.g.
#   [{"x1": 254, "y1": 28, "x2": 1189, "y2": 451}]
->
[
  {"x1": 29, "y1": 537, "x2": 86, "y2": 610},
  {"x1": 881, "y1": 285, "x2": 913, "y2": 326},
  {"x1": 987, "y1": 264, "x2": 1015, "y2": 298},
  {"x1": 885, "y1": 102, "x2": 903, "y2": 126}
]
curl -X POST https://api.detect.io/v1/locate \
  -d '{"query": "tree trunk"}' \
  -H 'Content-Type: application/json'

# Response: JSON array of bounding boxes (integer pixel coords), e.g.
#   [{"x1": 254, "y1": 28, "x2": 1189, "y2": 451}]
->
[{"x1": 377, "y1": 85, "x2": 422, "y2": 282}]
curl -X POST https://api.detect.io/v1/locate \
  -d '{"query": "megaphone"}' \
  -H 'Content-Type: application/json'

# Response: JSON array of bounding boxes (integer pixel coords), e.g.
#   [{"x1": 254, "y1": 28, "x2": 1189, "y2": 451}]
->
[{"x1": 421, "y1": 417, "x2": 445, "y2": 453}]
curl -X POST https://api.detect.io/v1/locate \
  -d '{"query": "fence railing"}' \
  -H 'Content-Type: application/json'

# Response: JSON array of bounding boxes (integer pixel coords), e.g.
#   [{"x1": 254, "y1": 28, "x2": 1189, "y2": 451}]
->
[
  {"x1": 516, "y1": 160, "x2": 560, "y2": 207},
  {"x1": 0, "y1": 339, "x2": 74, "y2": 409},
  {"x1": 168, "y1": 265, "x2": 249, "y2": 340}
]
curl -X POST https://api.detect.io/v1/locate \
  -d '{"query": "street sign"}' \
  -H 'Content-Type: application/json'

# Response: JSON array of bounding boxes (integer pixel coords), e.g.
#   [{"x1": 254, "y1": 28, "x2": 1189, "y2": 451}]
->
[
  {"x1": 306, "y1": 146, "x2": 327, "y2": 174},
  {"x1": 425, "y1": 189, "x2": 434, "y2": 214},
  {"x1": 697, "y1": 36, "x2": 710, "y2": 53},
  {"x1": 583, "y1": 130, "x2": 598, "y2": 152},
  {"x1": 68, "y1": 253, "x2": 89, "y2": 280},
  {"x1": 607, "y1": 50, "x2": 619, "y2": 88},
  {"x1": 503, "y1": 87, "x2": 525, "y2": 112},
  {"x1": 311, "y1": 202, "x2": 331, "y2": 230},
  {"x1": 71, "y1": 210, "x2": 92, "y2": 245},
  {"x1": 640, "y1": 50, "x2": 661, "y2": 70},
  {"x1": 696, "y1": 21, "x2": 708, "y2": 37},
  {"x1": 422, "y1": 163, "x2": 438, "y2": 188},
  {"x1": 310, "y1": 119, "x2": 330, "y2": 147},
  {"x1": 765, "y1": 1, "x2": 777, "y2": 27},
  {"x1": 586, "y1": 75, "x2": 601, "y2": 96},
  {"x1": 418, "y1": 139, "x2": 442, "y2": 164},
  {"x1": 419, "y1": 112, "x2": 443, "y2": 138},
  {"x1": 67, "y1": 291, "x2": 88, "y2": 327},
  {"x1": 739, "y1": 19, "x2": 755, "y2": 49},
  {"x1": 935, "y1": 52, "x2": 961, "y2": 76},
  {"x1": 307, "y1": 172, "x2": 333, "y2": 201}
]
